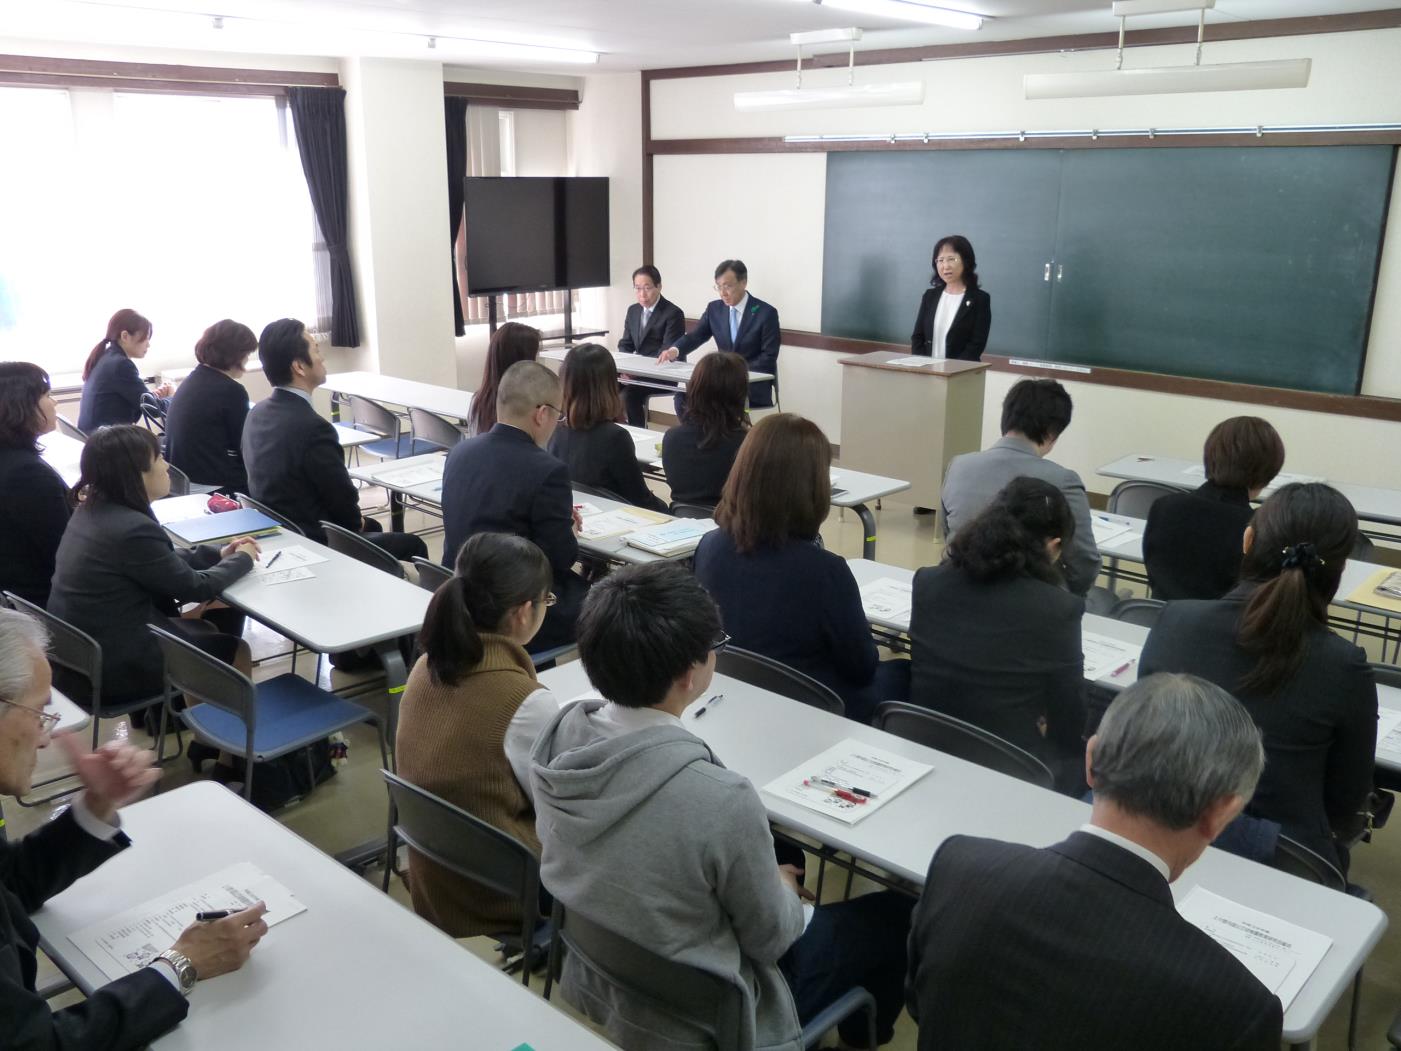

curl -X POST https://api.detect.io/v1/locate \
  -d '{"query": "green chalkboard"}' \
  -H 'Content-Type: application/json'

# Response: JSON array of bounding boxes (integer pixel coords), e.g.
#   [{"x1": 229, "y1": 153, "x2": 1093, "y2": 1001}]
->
[{"x1": 820, "y1": 146, "x2": 1395, "y2": 395}]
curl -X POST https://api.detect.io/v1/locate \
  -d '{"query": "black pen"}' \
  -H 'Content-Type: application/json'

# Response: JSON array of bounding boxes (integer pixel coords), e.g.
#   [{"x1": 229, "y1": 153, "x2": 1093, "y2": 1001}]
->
[
  {"x1": 195, "y1": 910, "x2": 232, "y2": 922},
  {"x1": 693, "y1": 694, "x2": 724, "y2": 718},
  {"x1": 264, "y1": 551, "x2": 282, "y2": 569}
]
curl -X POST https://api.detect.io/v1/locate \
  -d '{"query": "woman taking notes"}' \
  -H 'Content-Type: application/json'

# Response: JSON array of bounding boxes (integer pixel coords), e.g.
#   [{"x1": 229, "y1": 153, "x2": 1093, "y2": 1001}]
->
[
  {"x1": 77, "y1": 308, "x2": 172, "y2": 433},
  {"x1": 910, "y1": 235, "x2": 991, "y2": 361}
]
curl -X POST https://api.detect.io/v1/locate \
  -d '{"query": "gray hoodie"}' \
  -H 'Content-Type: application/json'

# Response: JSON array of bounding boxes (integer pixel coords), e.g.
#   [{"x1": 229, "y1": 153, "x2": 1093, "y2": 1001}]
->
[{"x1": 531, "y1": 699, "x2": 805, "y2": 1051}]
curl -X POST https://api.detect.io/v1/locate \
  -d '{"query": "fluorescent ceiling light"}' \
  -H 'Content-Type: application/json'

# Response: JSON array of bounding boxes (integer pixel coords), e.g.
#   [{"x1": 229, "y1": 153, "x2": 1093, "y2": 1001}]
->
[
  {"x1": 1026, "y1": 58, "x2": 1309, "y2": 99},
  {"x1": 1112, "y1": 0, "x2": 1214, "y2": 14},
  {"x1": 811, "y1": 0, "x2": 983, "y2": 31},
  {"x1": 791, "y1": 27, "x2": 864, "y2": 46},
  {"x1": 735, "y1": 81, "x2": 925, "y2": 111}
]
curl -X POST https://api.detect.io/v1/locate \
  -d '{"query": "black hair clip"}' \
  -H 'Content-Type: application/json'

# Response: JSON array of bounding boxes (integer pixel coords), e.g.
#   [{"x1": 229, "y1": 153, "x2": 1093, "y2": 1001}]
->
[{"x1": 1280, "y1": 542, "x2": 1324, "y2": 571}]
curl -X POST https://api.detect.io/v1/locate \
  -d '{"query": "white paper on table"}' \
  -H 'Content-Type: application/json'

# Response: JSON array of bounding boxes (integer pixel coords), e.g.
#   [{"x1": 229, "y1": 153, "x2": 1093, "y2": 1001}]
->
[
  {"x1": 580, "y1": 508, "x2": 665, "y2": 541},
  {"x1": 1177, "y1": 886, "x2": 1332, "y2": 1009},
  {"x1": 1091, "y1": 516, "x2": 1140, "y2": 547},
  {"x1": 251, "y1": 546, "x2": 326, "y2": 575},
  {"x1": 1376, "y1": 708, "x2": 1401, "y2": 761},
  {"x1": 376, "y1": 462, "x2": 445, "y2": 488},
  {"x1": 625, "y1": 518, "x2": 716, "y2": 555},
  {"x1": 256, "y1": 567, "x2": 315, "y2": 586},
  {"x1": 763, "y1": 738, "x2": 932, "y2": 826},
  {"x1": 859, "y1": 578, "x2": 913, "y2": 624},
  {"x1": 150, "y1": 495, "x2": 214, "y2": 526},
  {"x1": 881, "y1": 355, "x2": 934, "y2": 368},
  {"x1": 1082, "y1": 632, "x2": 1142, "y2": 682},
  {"x1": 573, "y1": 502, "x2": 603, "y2": 517},
  {"x1": 67, "y1": 862, "x2": 306, "y2": 982}
]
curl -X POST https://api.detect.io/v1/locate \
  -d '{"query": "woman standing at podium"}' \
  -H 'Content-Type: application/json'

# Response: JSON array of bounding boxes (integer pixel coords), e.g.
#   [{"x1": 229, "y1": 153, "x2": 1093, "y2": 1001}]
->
[{"x1": 910, "y1": 234, "x2": 991, "y2": 361}]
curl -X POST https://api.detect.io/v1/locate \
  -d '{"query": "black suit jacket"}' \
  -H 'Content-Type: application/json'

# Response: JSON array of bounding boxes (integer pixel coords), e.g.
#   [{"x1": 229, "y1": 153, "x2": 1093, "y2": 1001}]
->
[
  {"x1": 910, "y1": 285, "x2": 992, "y2": 361},
  {"x1": 242, "y1": 388, "x2": 361, "y2": 542},
  {"x1": 77, "y1": 348, "x2": 146, "y2": 433},
  {"x1": 907, "y1": 832, "x2": 1282, "y2": 1050},
  {"x1": 660, "y1": 422, "x2": 746, "y2": 509},
  {"x1": 1140, "y1": 586, "x2": 1377, "y2": 870},
  {"x1": 547, "y1": 422, "x2": 667, "y2": 513},
  {"x1": 672, "y1": 295, "x2": 781, "y2": 408},
  {"x1": 164, "y1": 364, "x2": 250, "y2": 493},
  {"x1": 2, "y1": 808, "x2": 189, "y2": 1049},
  {"x1": 616, "y1": 296, "x2": 685, "y2": 359},
  {"x1": 0, "y1": 446, "x2": 71, "y2": 607},
  {"x1": 1143, "y1": 481, "x2": 1253, "y2": 600}
]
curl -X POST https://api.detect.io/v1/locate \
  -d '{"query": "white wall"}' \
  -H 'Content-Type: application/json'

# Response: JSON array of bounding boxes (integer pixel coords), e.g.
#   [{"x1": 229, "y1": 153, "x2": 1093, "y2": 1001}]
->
[{"x1": 513, "y1": 108, "x2": 570, "y2": 175}]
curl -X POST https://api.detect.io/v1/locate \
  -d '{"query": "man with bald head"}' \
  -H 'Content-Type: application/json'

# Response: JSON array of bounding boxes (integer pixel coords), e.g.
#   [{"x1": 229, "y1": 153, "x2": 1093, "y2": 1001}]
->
[{"x1": 441, "y1": 360, "x2": 587, "y2": 652}]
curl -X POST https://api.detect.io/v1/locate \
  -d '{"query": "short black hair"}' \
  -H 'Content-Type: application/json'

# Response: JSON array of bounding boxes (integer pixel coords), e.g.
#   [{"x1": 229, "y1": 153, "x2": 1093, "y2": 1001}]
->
[
  {"x1": 714, "y1": 259, "x2": 747, "y2": 283},
  {"x1": 1000, "y1": 378, "x2": 1072, "y2": 444},
  {"x1": 0, "y1": 362, "x2": 51, "y2": 451},
  {"x1": 632, "y1": 265, "x2": 662, "y2": 286},
  {"x1": 78, "y1": 424, "x2": 161, "y2": 516},
  {"x1": 577, "y1": 562, "x2": 721, "y2": 708},
  {"x1": 258, "y1": 318, "x2": 310, "y2": 387}
]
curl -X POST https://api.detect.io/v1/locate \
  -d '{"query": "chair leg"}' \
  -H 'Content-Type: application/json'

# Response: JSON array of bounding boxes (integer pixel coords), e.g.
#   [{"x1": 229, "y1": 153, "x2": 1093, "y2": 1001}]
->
[
  {"x1": 543, "y1": 900, "x2": 565, "y2": 1002},
  {"x1": 1348, "y1": 966, "x2": 1363, "y2": 1051}
]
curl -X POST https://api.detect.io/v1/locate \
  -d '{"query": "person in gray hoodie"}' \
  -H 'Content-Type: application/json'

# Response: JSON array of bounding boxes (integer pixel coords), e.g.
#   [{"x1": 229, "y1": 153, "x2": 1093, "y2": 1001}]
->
[{"x1": 531, "y1": 562, "x2": 910, "y2": 1051}]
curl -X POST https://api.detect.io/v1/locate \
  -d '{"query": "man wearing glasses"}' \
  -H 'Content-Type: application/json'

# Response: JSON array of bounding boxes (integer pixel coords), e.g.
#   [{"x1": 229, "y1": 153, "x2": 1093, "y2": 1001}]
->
[
  {"x1": 616, "y1": 265, "x2": 686, "y2": 427},
  {"x1": 662, "y1": 258, "x2": 781, "y2": 411},
  {"x1": 0, "y1": 606, "x2": 267, "y2": 1047}
]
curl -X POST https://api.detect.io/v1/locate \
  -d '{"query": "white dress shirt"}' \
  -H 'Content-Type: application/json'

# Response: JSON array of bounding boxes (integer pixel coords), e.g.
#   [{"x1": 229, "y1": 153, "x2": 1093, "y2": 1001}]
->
[{"x1": 1078, "y1": 823, "x2": 1171, "y2": 883}]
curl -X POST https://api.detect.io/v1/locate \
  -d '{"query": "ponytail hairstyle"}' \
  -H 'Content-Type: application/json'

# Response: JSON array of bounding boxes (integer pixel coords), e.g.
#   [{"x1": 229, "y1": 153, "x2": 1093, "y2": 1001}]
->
[
  {"x1": 76, "y1": 424, "x2": 161, "y2": 516},
  {"x1": 419, "y1": 533, "x2": 552, "y2": 687},
  {"x1": 84, "y1": 309, "x2": 152, "y2": 379},
  {"x1": 1236, "y1": 483, "x2": 1356, "y2": 694},
  {"x1": 946, "y1": 476, "x2": 1075, "y2": 586}
]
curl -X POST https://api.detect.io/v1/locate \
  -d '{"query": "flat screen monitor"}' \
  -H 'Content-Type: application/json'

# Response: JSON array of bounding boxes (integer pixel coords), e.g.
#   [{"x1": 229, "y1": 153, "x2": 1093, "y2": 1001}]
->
[{"x1": 463, "y1": 176, "x2": 610, "y2": 294}]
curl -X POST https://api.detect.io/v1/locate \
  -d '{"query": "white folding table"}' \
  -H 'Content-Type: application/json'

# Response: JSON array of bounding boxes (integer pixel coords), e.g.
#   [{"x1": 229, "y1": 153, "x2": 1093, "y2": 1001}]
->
[{"x1": 324, "y1": 371, "x2": 473, "y2": 422}]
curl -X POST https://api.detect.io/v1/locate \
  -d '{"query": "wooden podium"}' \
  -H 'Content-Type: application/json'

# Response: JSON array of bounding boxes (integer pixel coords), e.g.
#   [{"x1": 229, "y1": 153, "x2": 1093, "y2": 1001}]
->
[{"x1": 838, "y1": 352, "x2": 989, "y2": 509}]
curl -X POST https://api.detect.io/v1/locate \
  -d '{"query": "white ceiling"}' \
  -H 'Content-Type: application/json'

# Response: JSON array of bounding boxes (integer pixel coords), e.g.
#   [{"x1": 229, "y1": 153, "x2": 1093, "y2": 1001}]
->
[{"x1": 0, "y1": 0, "x2": 1392, "y2": 72}]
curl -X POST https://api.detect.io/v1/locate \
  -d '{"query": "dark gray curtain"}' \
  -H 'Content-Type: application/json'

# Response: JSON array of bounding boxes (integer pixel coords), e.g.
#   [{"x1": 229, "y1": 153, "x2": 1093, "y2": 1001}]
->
[
  {"x1": 445, "y1": 97, "x2": 469, "y2": 336},
  {"x1": 288, "y1": 86, "x2": 360, "y2": 347}
]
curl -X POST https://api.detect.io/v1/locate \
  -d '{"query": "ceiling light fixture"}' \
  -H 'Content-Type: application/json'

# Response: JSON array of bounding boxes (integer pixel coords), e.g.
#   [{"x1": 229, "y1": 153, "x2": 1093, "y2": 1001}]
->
[
  {"x1": 810, "y1": 0, "x2": 983, "y2": 31},
  {"x1": 735, "y1": 25, "x2": 924, "y2": 111}
]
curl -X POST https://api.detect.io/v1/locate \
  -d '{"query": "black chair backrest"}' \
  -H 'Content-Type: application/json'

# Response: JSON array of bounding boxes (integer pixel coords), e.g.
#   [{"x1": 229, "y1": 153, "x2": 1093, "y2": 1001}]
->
[
  {"x1": 140, "y1": 392, "x2": 167, "y2": 433},
  {"x1": 670, "y1": 502, "x2": 717, "y2": 520},
  {"x1": 3, "y1": 591, "x2": 101, "y2": 710},
  {"x1": 1272, "y1": 834, "x2": 1346, "y2": 891},
  {"x1": 1109, "y1": 597, "x2": 1166, "y2": 629},
  {"x1": 1106, "y1": 480, "x2": 1186, "y2": 519},
  {"x1": 411, "y1": 557, "x2": 453, "y2": 594},
  {"x1": 873, "y1": 701, "x2": 1055, "y2": 790},
  {"x1": 1370, "y1": 662, "x2": 1401, "y2": 691},
  {"x1": 320, "y1": 521, "x2": 405, "y2": 579},
  {"x1": 166, "y1": 462, "x2": 191, "y2": 497},
  {"x1": 408, "y1": 407, "x2": 465, "y2": 452},
  {"x1": 348, "y1": 395, "x2": 401, "y2": 440},
  {"x1": 56, "y1": 415, "x2": 87, "y2": 441},
  {"x1": 234, "y1": 493, "x2": 305, "y2": 536},
  {"x1": 716, "y1": 647, "x2": 844, "y2": 716}
]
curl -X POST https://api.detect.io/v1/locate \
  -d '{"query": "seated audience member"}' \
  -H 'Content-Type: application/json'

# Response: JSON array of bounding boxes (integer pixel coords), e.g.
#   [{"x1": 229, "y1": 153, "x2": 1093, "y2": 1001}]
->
[
  {"x1": 0, "y1": 363, "x2": 71, "y2": 606},
  {"x1": 48, "y1": 426, "x2": 257, "y2": 708},
  {"x1": 531, "y1": 563, "x2": 912, "y2": 1050},
  {"x1": 468, "y1": 322, "x2": 541, "y2": 437},
  {"x1": 909, "y1": 477, "x2": 1086, "y2": 792},
  {"x1": 662, "y1": 259, "x2": 780, "y2": 412},
  {"x1": 77, "y1": 308, "x2": 172, "y2": 434},
  {"x1": 397, "y1": 532, "x2": 557, "y2": 937},
  {"x1": 1143, "y1": 416, "x2": 1285, "y2": 600},
  {"x1": 241, "y1": 318, "x2": 426, "y2": 560},
  {"x1": 694, "y1": 413, "x2": 903, "y2": 722},
  {"x1": 660, "y1": 351, "x2": 749, "y2": 509},
  {"x1": 547, "y1": 342, "x2": 667, "y2": 513},
  {"x1": 442, "y1": 361, "x2": 586, "y2": 655},
  {"x1": 164, "y1": 319, "x2": 257, "y2": 493},
  {"x1": 907, "y1": 672, "x2": 1281, "y2": 1050},
  {"x1": 616, "y1": 264, "x2": 686, "y2": 427},
  {"x1": 1139, "y1": 483, "x2": 1376, "y2": 873},
  {"x1": 941, "y1": 378, "x2": 1099, "y2": 595},
  {"x1": 0, "y1": 606, "x2": 268, "y2": 1047}
]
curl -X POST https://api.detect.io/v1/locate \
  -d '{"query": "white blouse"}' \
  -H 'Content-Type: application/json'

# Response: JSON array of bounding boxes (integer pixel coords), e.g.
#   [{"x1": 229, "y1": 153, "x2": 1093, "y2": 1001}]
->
[{"x1": 930, "y1": 289, "x2": 965, "y2": 360}]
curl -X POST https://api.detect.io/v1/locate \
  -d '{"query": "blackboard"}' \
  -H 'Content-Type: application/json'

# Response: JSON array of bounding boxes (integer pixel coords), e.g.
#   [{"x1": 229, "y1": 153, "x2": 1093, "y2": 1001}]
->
[{"x1": 820, "y1": 146, "x2": 1395, "y2": 395}]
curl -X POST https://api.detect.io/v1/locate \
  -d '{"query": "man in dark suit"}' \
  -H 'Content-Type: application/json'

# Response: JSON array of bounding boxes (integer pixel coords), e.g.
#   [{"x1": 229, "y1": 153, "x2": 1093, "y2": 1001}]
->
[
  {"x1": 441, "y1": 360, "x2": 587, "y2": 653},
  {"x1": 0, "y1": 606, "x2": 267, "y2": 1048},
  {"x1": 907, "y1": 672, "x2": 1283, "y2": 1050},
  {"x1": 241, "y1": 318, "x2": 426, "y2": 560},
  {"x1": 616, "y1": 265, "x2": 686, "y2": 427},
  {"x1": 663, "y1": 259, "x2": 780, "y2": 411}
]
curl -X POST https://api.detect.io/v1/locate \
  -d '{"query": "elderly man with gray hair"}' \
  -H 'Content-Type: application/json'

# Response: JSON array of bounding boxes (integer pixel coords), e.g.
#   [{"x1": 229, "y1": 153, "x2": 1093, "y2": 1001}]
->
[
  {"x1": 0, "y1": 607, "x2": 266, "y2": 1048},
  {"x1": 905, "y1": 672, "x2": 1283, "y2": 1050}
]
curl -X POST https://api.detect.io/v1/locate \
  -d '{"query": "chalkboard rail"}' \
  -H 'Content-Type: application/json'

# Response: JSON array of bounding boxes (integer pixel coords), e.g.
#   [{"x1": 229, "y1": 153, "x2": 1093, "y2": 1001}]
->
[{"x1": 649, "y1": 131, "x2": 1401, "y2": 154}]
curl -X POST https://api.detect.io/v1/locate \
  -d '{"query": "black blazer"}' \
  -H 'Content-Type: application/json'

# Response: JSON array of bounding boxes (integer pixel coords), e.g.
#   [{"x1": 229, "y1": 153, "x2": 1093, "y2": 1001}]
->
[
  {"x1": 77, "y1": 347, "x2": 147, "y2": 433},
  {"x1": 909, "y1": 563, "x2": 1086, "y2": 788},
  {"x1": 910, "y1": 284, "x2": 992, "y2": 361},
  {"x1": 547, "y1": 422, "x2": 667, "y2": 513},
  {"x1": 48, "y1": 500, "x2": 253, "y2": 703},
  {"x1": 616, "y1": 296, "x2": 685, "y2": 358},
  {"x1": 242, "y1": 388, "x2": 361, "y2": 543},
  {"x1": 661, "y1": 422, "x2": 746, "y2": 509},
  {"x1": 1140, "y1": 586, "x2": 1377, "y2": 870},
  {"x1": 2, "y1": 807, "x2": 189, "y2": 1049},
  {"x1": 164, "y1": 364, "x2": 250, "y2": 493},
  {"x1": 672, "y1": 295, "x2": 781, "y2": 408},
  {"x1": 441, "y1": 423, "x2": 578, "y2": 580},
  {"x1": 1143, "y1": 481, "x2": 1253, "y2": 600},
  {"x1": 907, "y1": 832, "x2": 1282, "y2": 1050},
  {"x1": 0, "y1": 445, "x2": 70, "y2": 607}
]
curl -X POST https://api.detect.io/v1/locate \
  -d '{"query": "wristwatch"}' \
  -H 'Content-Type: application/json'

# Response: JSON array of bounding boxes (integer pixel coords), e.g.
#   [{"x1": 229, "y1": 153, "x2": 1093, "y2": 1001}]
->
[{"x1": 152, "y1": 948, "x2": 198, "y2": 995}]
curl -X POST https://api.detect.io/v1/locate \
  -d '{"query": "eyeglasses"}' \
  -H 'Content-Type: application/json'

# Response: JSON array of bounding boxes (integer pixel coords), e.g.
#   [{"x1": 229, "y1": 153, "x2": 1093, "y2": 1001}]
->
[
  {"x1": 935, "y1": 255, "x2": 961, "y2": 266},
  {"x1": 544, "y1": 592, "x2": 558, "y2": 607},
  {"x1": 633, "y1": 285, "x2": 657, "y2": 294},
  {"x1": 0, "y1": 695, "x2": 60, "y2": 734},
  {"x1": 710, "y1": 631, "x2": 732, "y2": 654},
  {"x1": 538, "y1": 403, "x2": 566, "y2": 423},
  {"x1": 714, "y1": 283, "x2": 742, "y2": 294}
]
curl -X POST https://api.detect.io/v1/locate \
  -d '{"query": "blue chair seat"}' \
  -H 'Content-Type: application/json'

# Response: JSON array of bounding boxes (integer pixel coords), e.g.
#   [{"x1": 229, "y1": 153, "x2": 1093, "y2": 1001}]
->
[
  {"x1": 360, "y1": 435, "x2": 440, "y2": 460},
  {"x1": 183, "y1": 673, "x2": 375, "y2": 762}
]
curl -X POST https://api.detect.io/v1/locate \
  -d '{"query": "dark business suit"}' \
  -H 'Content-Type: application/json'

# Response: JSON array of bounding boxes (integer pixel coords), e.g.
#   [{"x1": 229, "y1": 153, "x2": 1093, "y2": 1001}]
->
[
  {"x1": 907, "y1": 832, "x2": 1282, "y2": 1051},
  {"x1": 441, "y1": 423, "x2": 587, "y2": 652},
  {"x1": 164, "y1": 364, "x2": 250, "y2": 493},
  {"x1": 909, "y1": 563, "x2": 1086, "y2": 791},
  {"x1": 2, "y1": 808, "x2": 189, "y2": 1049},
  {"x1": 547, "y1": 422, "x2": 667, "y2": 513},
  {"x1": 660, "y1": 423, "x2": 745, "y2": 509},
  {"x1": 672, "y1": 295, "x2": 781, "y2": 409},
  {"x1": 77, "y1": 347, "x2": 147, "y2": 433},
  {"x1": 616, "y1": 296, "x2": 685, "y2": 426},
  {"x1": 1143, "y1": 481, "x2": 1253, "y2": 600},
  {"x1": 0, "y1": 445, "x2": 71, "y2": 607},
  {"x1": 1140, "y1": 585, "x2": 1377, "y2": 871},
  {"x1": 910, "y1": 284, "x2": 992, "y2": 361}
]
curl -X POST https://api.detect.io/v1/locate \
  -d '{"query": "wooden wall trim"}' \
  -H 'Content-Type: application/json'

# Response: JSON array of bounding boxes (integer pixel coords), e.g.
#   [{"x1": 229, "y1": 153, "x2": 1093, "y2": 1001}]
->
[
  {"x1": 641, "y1": 74, "x2": 655, "y2": 263},
  {"x1": 0, "y1": 54, "x2": 337, "y2": 90},
  {"x1": 443, "y1": 81, "x2": 579, "y2": 109}
]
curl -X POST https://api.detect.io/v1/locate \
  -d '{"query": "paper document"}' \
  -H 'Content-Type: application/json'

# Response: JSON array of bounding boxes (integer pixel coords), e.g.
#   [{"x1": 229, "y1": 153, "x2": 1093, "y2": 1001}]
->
[
  {"x1": 376, "y1": 462, "x2": 444, "y2": 488},
  {"x1": 881, "y1": 355, "x2": 934, "y2": 368},
  {"x1": 1376, "y1": 708, "x2": 1401, "y2": 762},
  {"x1": 251, "y1": 546, "x2": 326, "y2": 573},
  {"x1": 573, "y1": 502, "x2": 603, "y2": 517},
  {"x1": 257, "y1": 567, "x2": 315, "y2": 586},
  {"x1": 1177, "y1": 886, "x2": 1332, "y2": 1009},
  {"x1": 859, "y1": 577, "x2": 913, "y2": 626},
  {"x1": 625, "y1": 518, "x2": 717, "y2": 556},
  {"x1": 67, "y1": 862, "x2": 306, "y2": 982},
  {"x1": 1091, "y1": 515, "x2": 1140, "y2": 548},
  {"x1": 1082, "y1": 632, "x2": 1142, "y2": 682},
  {"x1": 579, "y1": 507, "x2": 668, "y2": 541},
  {"x1": 763, "y1": 738, "x2": 932, "y2": 825},
  {"x1": 150, "y1": 495, "x2": 214, "y2": 526}
]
